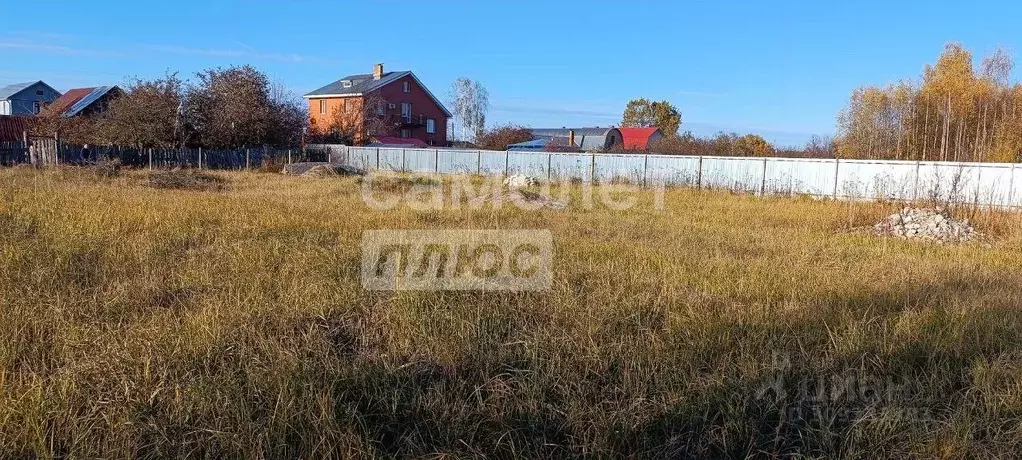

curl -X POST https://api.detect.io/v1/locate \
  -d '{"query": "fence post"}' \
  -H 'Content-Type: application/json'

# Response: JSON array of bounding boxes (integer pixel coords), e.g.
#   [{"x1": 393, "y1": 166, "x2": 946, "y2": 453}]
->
[
  {"x1": 401, "y1": 149, "x2": 407, "y2": 172},
  {"x1": 54, "y1": 133, "x2": 59, "y2": 166},
  {"x1": 1008, "y1": 163, "x2": 1017, "y2": 207},
  {"x1": 148, "y1": 148, "x2": 153, "y2": 171},
  {"x1": 590, "y1": 153, "x2": 596, "y2": 183},
  {"x1": 21, "y1": 131, "x2": 27, "y2": 164},
  {"x1": 246, "y1": 149, "x2": 251, "y2": 170},
  {"x1": 477, "y1": 150, "x2": 482, "y2": 175},
  {"x1": 912, "y1": 160, "x2": 922, "y2": 203},
  {"x1": 697, "y1": 156, "x2": 703, "y2": 189},
  {"x1": 833, "y1": 158, "x2": 840, "y2": 199},
  {"x1": 198, "y1": 147, "x2": 203, "y2": 170},
  {"x1": 288, "y1": 149, "x2": 292, "y2": 165},
  {"x1": 759, "y1": 157, "x2": 768, "y2": 196},
  {"x1": 376, "y1": 148, "x2": 380, "y2": 171},
  {"x1": 548, "y1": 153, "x2": 553, "y2": 182},
  {"x1": 642, "y1": 154, "x2": 649, "y2": 188},
  {"x1": 504, "y1": 150, "x2": 510, "y2": 176},
  {"x1": 434, "y1": 149, "x2": 439, "y2": 173}
]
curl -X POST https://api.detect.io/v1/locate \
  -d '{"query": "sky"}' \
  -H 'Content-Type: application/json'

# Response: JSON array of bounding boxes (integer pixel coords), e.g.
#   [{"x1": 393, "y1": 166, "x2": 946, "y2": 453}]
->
[{"x1": 2, "y1": 0, "x2": 1021, "y2": 147}]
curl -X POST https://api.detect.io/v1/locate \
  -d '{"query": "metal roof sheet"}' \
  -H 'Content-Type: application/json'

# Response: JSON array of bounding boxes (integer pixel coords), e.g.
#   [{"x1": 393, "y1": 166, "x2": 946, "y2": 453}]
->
[
  {"x1": 0, "y1": 82, "x2": 38, "y2": 100},
  {"x1": 64, "y1": 86, "x2": 120, "y2": 116}
]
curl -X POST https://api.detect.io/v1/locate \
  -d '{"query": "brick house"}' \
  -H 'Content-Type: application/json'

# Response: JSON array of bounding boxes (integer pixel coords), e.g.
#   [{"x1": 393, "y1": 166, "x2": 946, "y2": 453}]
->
[{"x1": 304, "y1": 64, "x2": 451, "y2": 146}]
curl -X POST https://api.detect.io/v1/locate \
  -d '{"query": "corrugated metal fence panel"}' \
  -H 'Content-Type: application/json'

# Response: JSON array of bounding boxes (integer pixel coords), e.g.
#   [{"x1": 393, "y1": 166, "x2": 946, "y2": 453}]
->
[
  {"x1": 508, "y1": 151, "x2": 550, "y2": 177},
  {"x1": 1009, "y1": 166, "x2": 1022, "y2": 207},
  {"x1": 480, "y1": 151, "x2": 507, "y2": 175},
  {"x1": 595, "y1": 154, "x2": 645, "y2": 183},
  {"x1": 438, "y1": 149, "x2": 479, "y2": 174},
  {"x1": 764, "y1": 158, "x2": 837, "y2": 196},
  {"x1": 923, "y1": 161, "x2": 1001, "y2": 204},
  {"x1": 377, "y1": 148, "x2": 404, "y2": 171},
  {"x1": 701, "y1": 156, "x2": 763, "y2": 193},
  {"x1": 404, "y1": 149, "x2": 437, "y2": 172},
  {"x1": 837, "y1": 160, "x2": 918, "y2": 201},
  {"x1": 549, "y1": 153, "x2": 593, "y2": 182},
  {"x1": 347, "y1": 147, "x2": 377, "y2": 170},
  {"x1": 973, "y1": 163, "x2": 1015, "y2": 207},
  {"x1": 645, "y1": 155, "x2": 700, "y2": 186}
]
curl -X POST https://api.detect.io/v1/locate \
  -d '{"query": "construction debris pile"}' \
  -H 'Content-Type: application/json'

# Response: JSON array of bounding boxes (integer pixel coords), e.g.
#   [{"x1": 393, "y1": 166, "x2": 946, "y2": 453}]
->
[{"x1": 873, "y1": 207, "x2": 979, "y2": 244}]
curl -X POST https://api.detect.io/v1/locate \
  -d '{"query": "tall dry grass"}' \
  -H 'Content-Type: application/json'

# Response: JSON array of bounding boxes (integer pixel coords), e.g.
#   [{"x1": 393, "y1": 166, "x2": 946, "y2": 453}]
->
[{"x1": 1, "y1": 167, "x2": 1021, "y2": 458}]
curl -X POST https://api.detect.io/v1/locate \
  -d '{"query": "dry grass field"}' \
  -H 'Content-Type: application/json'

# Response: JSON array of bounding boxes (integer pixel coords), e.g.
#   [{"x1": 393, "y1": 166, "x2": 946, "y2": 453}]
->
[{"x1": 1, "y1": 166, "x2": 1022, "y2": 458}]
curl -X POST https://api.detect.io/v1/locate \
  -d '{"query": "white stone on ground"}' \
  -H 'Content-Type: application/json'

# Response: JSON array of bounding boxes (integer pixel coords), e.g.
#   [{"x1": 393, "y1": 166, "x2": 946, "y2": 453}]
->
[{"x1": 873, "y1": 207, "x2": 978, "y2": 244}]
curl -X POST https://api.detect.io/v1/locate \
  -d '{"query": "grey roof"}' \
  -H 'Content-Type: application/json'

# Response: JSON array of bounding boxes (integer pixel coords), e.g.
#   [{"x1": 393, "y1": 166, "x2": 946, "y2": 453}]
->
[
  {"x1": 304, "y1": 71, "x2": 409, "y2": 97},
  {"x1": 0, "y1": 81, "x2": 40, "y2": 100},
  {"x1": 64, "y1": 86, "x2": 121, "y2": 116},
  {"x1": 531, "y1": 128, "x2": 618, "y2": 138},
  {"x1": 530, "y1": 127, "x2": 623, "y2": 151},
  {"x1": 304, "y1": 71, "x2": 452, "y2": 117}
]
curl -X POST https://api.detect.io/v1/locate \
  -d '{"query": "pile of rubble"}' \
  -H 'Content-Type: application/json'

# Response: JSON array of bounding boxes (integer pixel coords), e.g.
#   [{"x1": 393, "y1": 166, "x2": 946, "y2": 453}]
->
[
  {"x1": 283, "y1": 162, "x2": 365, "y2": 177},
  {"x1": 873, "y1": 207, "x2": 979, "y2": 244}
]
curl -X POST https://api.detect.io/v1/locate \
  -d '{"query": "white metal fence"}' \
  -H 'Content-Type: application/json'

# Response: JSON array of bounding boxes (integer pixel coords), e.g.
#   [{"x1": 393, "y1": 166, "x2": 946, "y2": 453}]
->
[{"x1": 311, "y1": 145, "x2": 1022, "y2": 207}]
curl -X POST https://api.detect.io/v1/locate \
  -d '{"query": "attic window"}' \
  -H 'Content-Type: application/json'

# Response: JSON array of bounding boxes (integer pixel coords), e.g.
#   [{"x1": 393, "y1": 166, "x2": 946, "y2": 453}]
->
[
  {"x1": 403, "y1": 81, "x2": 410, "y2": 93},
  {"x1": 36, "y1": 90, "x2": 44, "y2": 96},
  {"x1": 342, "y1": 81, "x2": 352, "y2": 88}
]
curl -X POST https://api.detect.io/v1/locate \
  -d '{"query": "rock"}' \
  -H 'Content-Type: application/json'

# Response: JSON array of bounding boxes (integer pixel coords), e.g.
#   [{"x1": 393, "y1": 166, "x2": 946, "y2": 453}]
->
[
  {"x1": 873, "y1": 207, "x2": 980, "y2": 244},
  {"x1": 504, "y1": 174, "x2": 540, "y2": 188}
]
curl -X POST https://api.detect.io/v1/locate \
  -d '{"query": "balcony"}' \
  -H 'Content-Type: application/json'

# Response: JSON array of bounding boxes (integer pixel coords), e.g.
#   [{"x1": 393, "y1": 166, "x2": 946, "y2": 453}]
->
[{"x1": 397, "y1": 114, "x2": 426, "y2": 128}]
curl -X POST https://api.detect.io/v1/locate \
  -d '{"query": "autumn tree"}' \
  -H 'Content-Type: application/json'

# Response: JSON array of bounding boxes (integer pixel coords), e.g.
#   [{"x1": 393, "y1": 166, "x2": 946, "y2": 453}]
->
[
  {"x1": 101, "y1": 72, "x2": 186, "y2": 148},
  {"x1": 476, "y1": 124, "x2": 533, "y2": 150},
  {"x1": 449, "y1": 78, "x2": 489, "y2": 142},
  {"x1": 735, "y1": 134, "x2": 775, "y2": 157},
  {"x1": 184, "y1": 65, "x2": 304, "y2": 148},
  {"x1": 837, "y1": 43, "x2": 1022, "y2": 163},
  {"x1": 621, "y1": 98, "x2": 682, "y2": 135}
]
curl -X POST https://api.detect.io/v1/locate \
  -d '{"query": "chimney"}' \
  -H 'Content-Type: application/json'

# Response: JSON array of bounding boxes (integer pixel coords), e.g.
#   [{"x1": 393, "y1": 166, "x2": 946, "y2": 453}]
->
[
  {"x1": 373, "y1": 63, "x2": 384, "y2": 80},
  {"x1": 568, "y1": 130, "x2": 575, "y2": 147}
]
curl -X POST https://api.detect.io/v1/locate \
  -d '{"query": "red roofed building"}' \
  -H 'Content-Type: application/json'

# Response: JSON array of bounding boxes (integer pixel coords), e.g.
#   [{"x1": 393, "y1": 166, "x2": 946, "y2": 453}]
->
[
  {"x1": 0, "y1": 115, "x2": 30, "y2": 142},
  {"x1": 618, "y1": 127, "x2": 664, "y2": 151},
  {"x1": 42, "y1": 86, "x2": 122, "y2": 117}
]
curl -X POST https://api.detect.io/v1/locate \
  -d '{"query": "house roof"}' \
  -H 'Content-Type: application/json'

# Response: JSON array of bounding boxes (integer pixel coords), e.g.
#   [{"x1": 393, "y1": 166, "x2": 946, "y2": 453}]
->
[
  {"x1": 45, "y1": 88, "x2": 94, "y2": 115},
  {"x1": 64, "y1": 86, "x2": 120, "y2": 116},
  {"x1": 0, "y1": 81, "x2": 59, "y2": 100},
  {"x1": 529, "y1": 127, "x2": 622, "y2": 151},
  {"x1": 305, "y1": 71, "x2": 408, "y2": 97},
  {"x1": 507, "y1": 137, "x2": 583, "y2": 152},
  {"x1": 304, "y1": 70, "x2": 452, "y2": 117},
  {"x1": 619, "y1": 127, "x2": 662, "y2": 150},
  {"x1": 0, "y1": 115, "x2": 30, "y2": 142}
]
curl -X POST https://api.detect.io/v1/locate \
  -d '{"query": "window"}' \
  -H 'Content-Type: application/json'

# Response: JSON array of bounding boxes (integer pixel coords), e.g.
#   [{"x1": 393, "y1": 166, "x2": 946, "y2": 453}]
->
[
  {"x1": 342, "y1": 80, "x2": 352, "y2": 88},
  {"x1": 426, "y1": 119, "x2": 436, "y2": 134},
  {"x1": 33, "y1": 101, "x2": 41, "y2": 114},
  {"x1": 376, "y1": 101, "x2": 386, "y2": 116},
  {"x1": 403, "y1": 81, "x2": 410, "y2": 93},
  {"x1": 401, "y1": 102, "x2": 412, "y2": 121},
  {"x1": 319, "y1": 100, "x2": 327, "y2": 114},
  {"x1": 36, "y1": 90, "x2": 44, "y2": 96},
  {"x1": 344, "y1": 99, "x2": 355, "y2": 113},
  {"x1": 400, "y1": 129, "x2": 411, "y2": 138}
]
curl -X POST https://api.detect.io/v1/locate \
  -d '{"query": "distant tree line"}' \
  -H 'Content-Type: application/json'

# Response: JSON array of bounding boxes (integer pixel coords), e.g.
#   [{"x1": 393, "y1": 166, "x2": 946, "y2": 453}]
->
[
  {"x1": 33, "y1": 65, "x2": 306, "y2": 149},
  {"x1": 837, "y1": 43, "x2": 1022, "y2": 163}
]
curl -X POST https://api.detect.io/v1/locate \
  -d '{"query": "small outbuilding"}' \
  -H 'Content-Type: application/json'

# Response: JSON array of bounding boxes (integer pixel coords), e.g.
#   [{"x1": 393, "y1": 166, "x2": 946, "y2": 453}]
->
[
  {"x1": 618, "y1": 127, "x2": 664, "y2": 151},
  {"x1": 529, "y1": 127, "x2": 622, "y2": 152}
]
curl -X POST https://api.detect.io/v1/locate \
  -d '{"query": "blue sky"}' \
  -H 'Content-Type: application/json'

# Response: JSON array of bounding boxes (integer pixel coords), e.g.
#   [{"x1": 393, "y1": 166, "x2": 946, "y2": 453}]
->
[{"x1": 2, "y1": 0, "x2": 1020, "y2": 147}]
